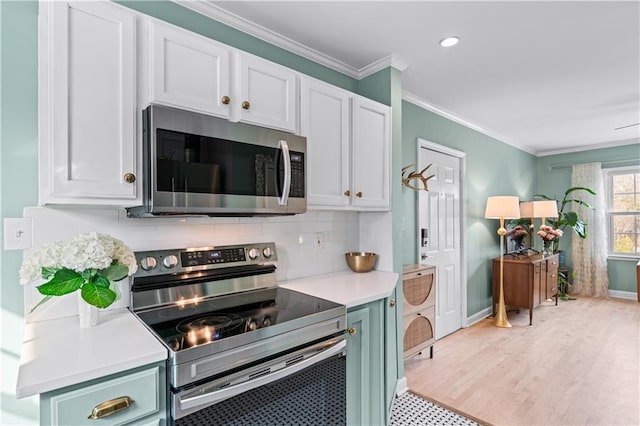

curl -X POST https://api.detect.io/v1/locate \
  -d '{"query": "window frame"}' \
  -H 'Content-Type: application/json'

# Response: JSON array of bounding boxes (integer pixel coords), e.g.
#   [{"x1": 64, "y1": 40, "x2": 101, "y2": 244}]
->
[{"x1": 605, "y1": 165, "x2": 640, "y2": 259}]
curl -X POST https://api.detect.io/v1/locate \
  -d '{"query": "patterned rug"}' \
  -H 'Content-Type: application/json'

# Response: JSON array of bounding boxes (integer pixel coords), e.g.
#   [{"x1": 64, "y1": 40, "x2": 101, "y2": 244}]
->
[{"x1": 390, "y1": 391, "x2": 487, "y2": 426}]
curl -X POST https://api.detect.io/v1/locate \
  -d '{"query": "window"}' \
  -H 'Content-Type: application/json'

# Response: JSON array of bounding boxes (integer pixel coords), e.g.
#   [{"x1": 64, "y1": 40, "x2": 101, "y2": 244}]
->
[{"x1": 606, "y1": 166, "x2": 640, "y2": 256}]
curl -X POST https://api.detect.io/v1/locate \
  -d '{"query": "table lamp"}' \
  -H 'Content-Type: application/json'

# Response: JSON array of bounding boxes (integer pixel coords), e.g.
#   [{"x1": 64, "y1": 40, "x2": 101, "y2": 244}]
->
[
  {"x1": 533, "y1": 200, "x2": 558, "y2": 230},
  {"x1": 485, "y1": 196, "x2": 521, "y2": 328}
]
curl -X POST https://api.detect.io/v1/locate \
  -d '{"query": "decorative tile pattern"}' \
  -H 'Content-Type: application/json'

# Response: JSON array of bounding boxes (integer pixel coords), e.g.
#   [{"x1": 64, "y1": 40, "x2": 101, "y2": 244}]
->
[{"x1": 390, "y1": 392, "x2": 480, "y2": 426}]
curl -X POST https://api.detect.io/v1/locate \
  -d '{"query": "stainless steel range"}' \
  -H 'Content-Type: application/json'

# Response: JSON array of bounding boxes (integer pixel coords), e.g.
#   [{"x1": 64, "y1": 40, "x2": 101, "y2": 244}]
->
[{"x1": 130, "y1": 242, "x2": 347, "y2": 425}]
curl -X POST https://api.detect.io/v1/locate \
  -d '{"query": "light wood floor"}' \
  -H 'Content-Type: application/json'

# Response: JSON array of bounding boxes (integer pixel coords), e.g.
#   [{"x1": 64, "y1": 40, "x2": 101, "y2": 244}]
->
[{"x1": 404, "y1": 296, "x2": 640, "y2": 426}]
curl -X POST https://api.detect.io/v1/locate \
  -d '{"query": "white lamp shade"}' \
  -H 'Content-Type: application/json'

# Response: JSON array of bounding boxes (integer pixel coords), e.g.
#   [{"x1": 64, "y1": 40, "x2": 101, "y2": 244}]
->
[
  {"x1": 485, "y1": 196, "x2": 521, "y2": 219},
  {"x1": 533, "y1": 200, "x2": 558, "y2": 218},
  {"x1": 519, "y1": 201, "x2": 533, "y2": 218}
]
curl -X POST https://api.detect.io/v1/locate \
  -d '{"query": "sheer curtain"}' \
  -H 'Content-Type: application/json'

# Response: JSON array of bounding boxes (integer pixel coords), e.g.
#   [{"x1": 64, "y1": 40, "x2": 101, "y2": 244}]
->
[{"x1": 571, "y1": 162, "x2": 609, "y2": 297}]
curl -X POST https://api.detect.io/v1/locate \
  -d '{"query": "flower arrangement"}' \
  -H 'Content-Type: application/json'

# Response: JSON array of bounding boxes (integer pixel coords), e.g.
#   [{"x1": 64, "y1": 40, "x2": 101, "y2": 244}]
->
[
  {"x1": 506, "y1": 225, "x2": 528, "y2": 239},
  {"x1": 537, "y1": 225, "x2": 564, "y2": 253},
  {"x1": 20, "y1": 232, "x2": 138, "y2": 310}
]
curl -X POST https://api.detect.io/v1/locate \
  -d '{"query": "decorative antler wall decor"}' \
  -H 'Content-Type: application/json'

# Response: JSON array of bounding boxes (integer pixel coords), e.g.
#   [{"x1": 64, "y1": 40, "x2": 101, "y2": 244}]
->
[{"x1": 402, "y1": 163, "x2": 435, "y2": 191}]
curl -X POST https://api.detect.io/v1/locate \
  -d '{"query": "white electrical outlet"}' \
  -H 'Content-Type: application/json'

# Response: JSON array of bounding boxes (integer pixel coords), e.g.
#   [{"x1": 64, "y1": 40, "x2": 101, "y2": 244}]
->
[
  {"x1": 314, "y1": 232, "x2": 323, "y2": 251},
  {"x1": 4, "y1": 218, "x2": 33, "y2": 250}
]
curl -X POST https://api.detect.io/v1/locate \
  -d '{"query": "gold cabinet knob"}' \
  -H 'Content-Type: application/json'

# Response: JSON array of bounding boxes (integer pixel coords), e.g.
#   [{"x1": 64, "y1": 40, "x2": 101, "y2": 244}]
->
[
  {"x1": 344, "y1": 190, "x2": 351, "y2": 197},
  {"x1": 221, "y1": 95, "x2": 231, "y2": 105},
  {"x1": 348, "y1": 327, "x2": 357, "y2": 336},
  {"x1": 242, "y1": 101, "x2": 251, "y2": 110},
  {"x1": 123, "y1": 173, "x2": 136, "y2": 183},
  {"x1": 88, "y1": 396, "x2": 134, "y2": 419},
  {"x1": 389, "y1": 298, "x2": 396, "y2": 308},
  {"x1": 355, "y1": 191, "x2": 363, "y2": 198}
]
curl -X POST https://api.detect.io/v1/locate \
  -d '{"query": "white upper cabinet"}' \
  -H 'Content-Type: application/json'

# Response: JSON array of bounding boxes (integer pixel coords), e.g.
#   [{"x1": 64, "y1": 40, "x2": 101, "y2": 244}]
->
[
  {"x1": 351, "y1": 96, "x2": 391, "y2": 209},
  {"x1": 147, "y1": 20, "x2": 231, "y2": 119},
  {"x1": 39, "y1": 1, "x2": 139, "y2": 205},
  {"x1": 301, "y1": 77, "x2": 391, "y2": 211},
  {"x1": 300, "y1": 77, "x2": 351, "y2": 207},
  {"x1": 145, "y1": 20, "x2": 298, "y2": 133},
  {"x1": 236, "y1": 53, "x2": 298, "y2": 132}
]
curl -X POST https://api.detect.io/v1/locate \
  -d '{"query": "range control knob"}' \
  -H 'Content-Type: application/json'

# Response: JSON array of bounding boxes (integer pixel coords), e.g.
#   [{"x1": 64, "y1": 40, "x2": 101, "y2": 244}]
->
[
  {"x1": 247, "y1": 320, "x2": 259, "y2": 331},
  {"x1": 262, "y1": 247, "x2": 273, "y2": 258},
  {"x1": 262, "y1": 316, "x2": 273, "y2": 327},
  {"x1": 140, "y1": 257, "x2": 157, "y2": 271},
  {"x1": 163, "y1": 255, "x2": 179, "y2": 269},
  {"x1": 248, "y1": 248, "x2": 260, "y2": 260}
]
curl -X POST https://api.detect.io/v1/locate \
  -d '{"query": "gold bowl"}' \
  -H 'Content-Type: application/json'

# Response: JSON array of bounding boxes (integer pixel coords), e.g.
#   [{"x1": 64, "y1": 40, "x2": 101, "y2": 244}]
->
[{"x1": 345, "y1": 252, "x2": 377, "y2": 273}]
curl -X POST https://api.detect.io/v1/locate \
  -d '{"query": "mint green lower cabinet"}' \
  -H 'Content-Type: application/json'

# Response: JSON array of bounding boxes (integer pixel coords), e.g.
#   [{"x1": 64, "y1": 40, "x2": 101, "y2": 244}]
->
[
  {"x1": 40, "y1": 361, "x2": 167, "y2": 426},
  {"x1": 347, "y1": 300, "x2": 385, "y2": 425}
]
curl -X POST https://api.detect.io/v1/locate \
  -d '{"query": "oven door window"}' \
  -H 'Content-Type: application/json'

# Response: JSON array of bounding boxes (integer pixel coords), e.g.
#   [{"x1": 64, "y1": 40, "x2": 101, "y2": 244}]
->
[{"x1": 155, "y1": 129, "x2": 304, "y2": 198}]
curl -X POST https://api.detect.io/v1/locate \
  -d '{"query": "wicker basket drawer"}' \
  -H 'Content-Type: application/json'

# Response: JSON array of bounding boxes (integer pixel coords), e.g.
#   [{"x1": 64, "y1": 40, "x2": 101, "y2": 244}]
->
[{"x1": 402, "y1": 306, "x2": 435, "y2": 359}]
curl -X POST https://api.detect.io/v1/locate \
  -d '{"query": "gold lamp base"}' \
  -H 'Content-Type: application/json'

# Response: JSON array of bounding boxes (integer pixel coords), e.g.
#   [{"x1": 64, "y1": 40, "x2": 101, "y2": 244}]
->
[{"x1": 492, "y1": 298, "x2": 512, "y2": 328}]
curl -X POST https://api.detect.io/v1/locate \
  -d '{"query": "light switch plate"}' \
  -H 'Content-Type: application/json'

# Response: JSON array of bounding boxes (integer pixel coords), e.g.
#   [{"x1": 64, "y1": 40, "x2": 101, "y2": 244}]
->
[{"x1": 4, "y1": 218, "x2": 32, "y2": 250}]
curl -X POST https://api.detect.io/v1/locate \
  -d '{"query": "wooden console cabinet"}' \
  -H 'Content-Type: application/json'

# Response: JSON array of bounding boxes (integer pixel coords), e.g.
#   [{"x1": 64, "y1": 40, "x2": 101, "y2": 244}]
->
[
  {"x1": 402, "y1": 264, "x2": 436, "y2": 358},
  {"x1": 492, "y1": 253, "x2": 559, "y2": 325}
]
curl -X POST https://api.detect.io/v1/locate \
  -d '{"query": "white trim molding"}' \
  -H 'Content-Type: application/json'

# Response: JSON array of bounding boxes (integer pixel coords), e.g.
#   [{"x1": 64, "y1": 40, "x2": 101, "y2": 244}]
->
[
  {"x1": 466, "y1": 307, "x2": 492, "y2": 328},
  {"x1": 174, "y1": 0, "x2": 407, "y2": 80},
  {"x1": 608, "y1": 290, "x2": 638, "y2": 301}
]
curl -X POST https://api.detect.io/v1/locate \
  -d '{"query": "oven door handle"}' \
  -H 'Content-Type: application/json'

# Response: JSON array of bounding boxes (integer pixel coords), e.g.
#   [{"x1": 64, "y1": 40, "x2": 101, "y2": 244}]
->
[
  {"x1": 176, "y1": 339, "x2": 346, "y2": 413},
  {"x1": 278, "y1": 139, "x2": 291, "y2": 206}
]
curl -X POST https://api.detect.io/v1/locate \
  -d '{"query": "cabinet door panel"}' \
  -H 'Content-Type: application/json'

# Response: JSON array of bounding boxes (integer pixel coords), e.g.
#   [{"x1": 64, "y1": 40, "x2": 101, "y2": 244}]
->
[
  {"x1": 238, "y1": 53, "x2": 297, "y2": 132},
  {"x1": 352, "y1": 97, "x2": 390, "y2": 209},
  {"x1": 301, "y1": 78, "x2": 350, "y2": 207},
  {"x1": 149, "y1": 20, "x2": 231, "y2": 117},
  {"x1": 44, "y1": 1, "x2": 137, "y2": 201}
]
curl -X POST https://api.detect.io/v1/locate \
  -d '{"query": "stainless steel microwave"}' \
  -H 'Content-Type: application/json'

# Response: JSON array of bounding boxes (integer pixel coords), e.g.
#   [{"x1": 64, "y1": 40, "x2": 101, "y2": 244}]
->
[{"x1": 127, "y1": 105, "x2": 306, "y2": 217}]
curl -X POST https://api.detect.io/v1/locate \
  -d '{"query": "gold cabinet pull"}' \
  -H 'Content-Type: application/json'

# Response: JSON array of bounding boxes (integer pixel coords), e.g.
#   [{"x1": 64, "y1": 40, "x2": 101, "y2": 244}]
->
[
  {"x1": 242, "y1": 101, "x2": 251, "y2": 110},
  {"x1": 348, "y1": 327, "x2": 356, "y2": 336},
  {"x1": 221, "y1": 95, "x2": 231, "y2": 105},
  {"x1": 344, "y1": 190, "x2": 351, "y2": 197},
  {"x1": 355, "y1": 191, "x2": 363, "y2": 198},
  {"x1": 389, "y1": 298, "x2": 396, "y2": 308},
  {"x1": 123, "y1": 173, "x2": 135, "y2": 184},
  {"x1": 87, "y1": 396, "x2": 134, "y2": 419}
]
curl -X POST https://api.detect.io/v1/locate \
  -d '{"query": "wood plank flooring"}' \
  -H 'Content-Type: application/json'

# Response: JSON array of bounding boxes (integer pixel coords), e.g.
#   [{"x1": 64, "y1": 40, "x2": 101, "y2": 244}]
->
[{"x1": 404, "y1": 297, "x2": 640, "y2": 426}]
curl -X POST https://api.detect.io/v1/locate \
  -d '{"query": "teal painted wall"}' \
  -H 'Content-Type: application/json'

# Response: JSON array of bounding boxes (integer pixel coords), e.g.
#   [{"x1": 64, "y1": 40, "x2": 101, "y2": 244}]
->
[
  {"x1": 536, "y1": 144, "x2": 640, "y2": 292},
  {"x1": 1, "y1": 0, "x2": 38, "y2": 317},
  {"x1": 402, "y1": 101, "x2": 538, "y2": 316}
]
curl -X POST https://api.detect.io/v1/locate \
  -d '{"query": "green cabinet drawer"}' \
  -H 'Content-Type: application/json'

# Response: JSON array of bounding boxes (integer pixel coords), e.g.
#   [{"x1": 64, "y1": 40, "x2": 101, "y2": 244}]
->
[{"x1": 41, "y1": 364, "x2": 163, "y2": 426}]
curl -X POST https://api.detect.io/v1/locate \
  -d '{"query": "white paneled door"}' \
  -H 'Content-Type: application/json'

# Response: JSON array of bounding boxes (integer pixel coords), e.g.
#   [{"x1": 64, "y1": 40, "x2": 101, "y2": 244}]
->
[{"x1": 418, "y1": 141, "x2": 464, "y2": 339}]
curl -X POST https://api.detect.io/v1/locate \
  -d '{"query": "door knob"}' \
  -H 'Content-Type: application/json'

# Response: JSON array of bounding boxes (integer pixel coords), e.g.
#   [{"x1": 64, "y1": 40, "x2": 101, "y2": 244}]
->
[{"x1": 123, "y1": 173, "x2": 135, "y2": 183}]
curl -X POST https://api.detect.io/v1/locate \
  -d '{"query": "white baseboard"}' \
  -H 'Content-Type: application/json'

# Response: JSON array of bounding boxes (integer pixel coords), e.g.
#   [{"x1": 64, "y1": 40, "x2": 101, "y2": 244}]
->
[
  {"x1": 395, "y1": 377, "x2": 409, "y2": 396},
  {"x1": 608, "y1": 289, "x2": 638, "y2": 300},
  {"x1": 465, "y1": 307, "x2": 492, "y2": 327}
]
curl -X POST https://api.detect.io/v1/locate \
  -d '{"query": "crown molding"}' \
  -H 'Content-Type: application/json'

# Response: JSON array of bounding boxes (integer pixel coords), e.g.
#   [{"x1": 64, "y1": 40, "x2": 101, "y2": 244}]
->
[
  {"x1": 402, "y1": 91, "x2": 537, "y2": 156},
  {"x1": 536, "y1": 138, "x2": 640, "y2": 157},
  {"x1": 175, "y1": 0, "x2": 361, "y2": 78},
  {"x1": 174, "y1": 0, "x2": 406, "y2": 80}
]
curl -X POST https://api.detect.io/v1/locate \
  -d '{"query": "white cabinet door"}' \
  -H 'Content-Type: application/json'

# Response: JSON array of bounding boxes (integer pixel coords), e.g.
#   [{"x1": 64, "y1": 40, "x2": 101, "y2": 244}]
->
[
  {"x1": 301, "y1": 77, "x2": 351, "y2": 207},
  {"x1": 39, "y1": 1, "x2": 138, "y2": 205},
  {"x1": 351, "y1": 96, "x2": 391, "y2": 210},
  {"x1": 148, "y1": 20, "x2": 231, "y2": 118},
  {"x1": 236, "y1": 53, "x2": 298, "y2": 132}
]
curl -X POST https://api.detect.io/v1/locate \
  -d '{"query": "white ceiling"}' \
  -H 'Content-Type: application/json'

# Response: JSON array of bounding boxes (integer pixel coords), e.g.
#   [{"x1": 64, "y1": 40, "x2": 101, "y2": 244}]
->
[{"x1": 189, "y1": 1, "x2": 640, "y2": 156}]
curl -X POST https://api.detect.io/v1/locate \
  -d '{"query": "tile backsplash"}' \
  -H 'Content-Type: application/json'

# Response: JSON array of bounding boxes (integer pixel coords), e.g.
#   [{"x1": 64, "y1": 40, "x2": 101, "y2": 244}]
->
[{"x1": 22, "y1": 206, "x2": 360, "y2": 322}]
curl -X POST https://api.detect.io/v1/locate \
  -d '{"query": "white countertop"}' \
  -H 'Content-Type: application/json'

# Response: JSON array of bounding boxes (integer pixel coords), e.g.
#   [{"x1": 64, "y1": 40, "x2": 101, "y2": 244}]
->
[
  {"x1": 15, "y1": 309, "x2": 167, "y2": 399},
  {"x1": 280, "y1": 269, "x2": 399, "y2": 308}
]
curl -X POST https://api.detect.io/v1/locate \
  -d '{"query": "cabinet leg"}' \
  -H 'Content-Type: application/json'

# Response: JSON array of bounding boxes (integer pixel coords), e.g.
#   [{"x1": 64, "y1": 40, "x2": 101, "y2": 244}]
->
[
  {"x1": 430, "y1": 346, "x2": 433, "y2": 359},
  {"x1": 529, "y1": 309, "x2": 533, "y2": 326}
]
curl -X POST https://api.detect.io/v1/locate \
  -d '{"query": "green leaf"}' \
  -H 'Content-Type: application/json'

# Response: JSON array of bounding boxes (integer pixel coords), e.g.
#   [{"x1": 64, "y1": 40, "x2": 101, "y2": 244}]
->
[
  {"x1": 573, "y1": 219, "x2": 587, "y2": 238},
  {"x1": 99, "y1": 264, "x2": 128, "y2": 282},
  {"x1": 41, "y1": 267, "x2": 58, "y2": 280},
  {"x1": 564, "y1": 198, "x2": 593, "y2": 210},
  {"x1": 94, "y1": 274, "x2": 111, "y2": 288},
  {"x1": 81, "y1": 283, "x2": 117, "y2": 308},
  {"x1": 533, "y1": 194, "x2": 554, "y2": 201},
  {"x1": 565, "y1": 186, "x2": 596, "y2": 196},
  {"x1": 37, "y1": 269, "x2": 84, "y2": 296},
  {"x1": 563, "y1": 211, "x2": 579, "y2": 227}
]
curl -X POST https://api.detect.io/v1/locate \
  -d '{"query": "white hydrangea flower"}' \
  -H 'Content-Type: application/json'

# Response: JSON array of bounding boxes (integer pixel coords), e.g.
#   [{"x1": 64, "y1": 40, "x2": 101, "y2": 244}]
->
[{"x1": 19, "y1": 232, "x2": 138, "y2": 284}]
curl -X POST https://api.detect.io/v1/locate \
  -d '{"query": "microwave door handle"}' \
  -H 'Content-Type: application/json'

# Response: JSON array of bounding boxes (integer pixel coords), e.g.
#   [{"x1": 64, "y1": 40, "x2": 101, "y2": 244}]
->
[{"x1": 278, "y1": 140, "x2": 291, "y2": 206}]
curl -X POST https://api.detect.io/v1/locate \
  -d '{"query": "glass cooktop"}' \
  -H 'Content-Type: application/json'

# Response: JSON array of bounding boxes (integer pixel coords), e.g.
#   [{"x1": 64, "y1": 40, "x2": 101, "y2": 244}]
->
[{"x1": 135, "y1": 287, "x2": 343, "y2": 352}]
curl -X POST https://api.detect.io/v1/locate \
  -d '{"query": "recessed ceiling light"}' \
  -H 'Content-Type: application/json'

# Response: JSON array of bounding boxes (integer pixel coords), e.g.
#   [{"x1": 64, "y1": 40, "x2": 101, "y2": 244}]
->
[{"x1": 440, "y1": 36, "x2": 460, "y2": 48}]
